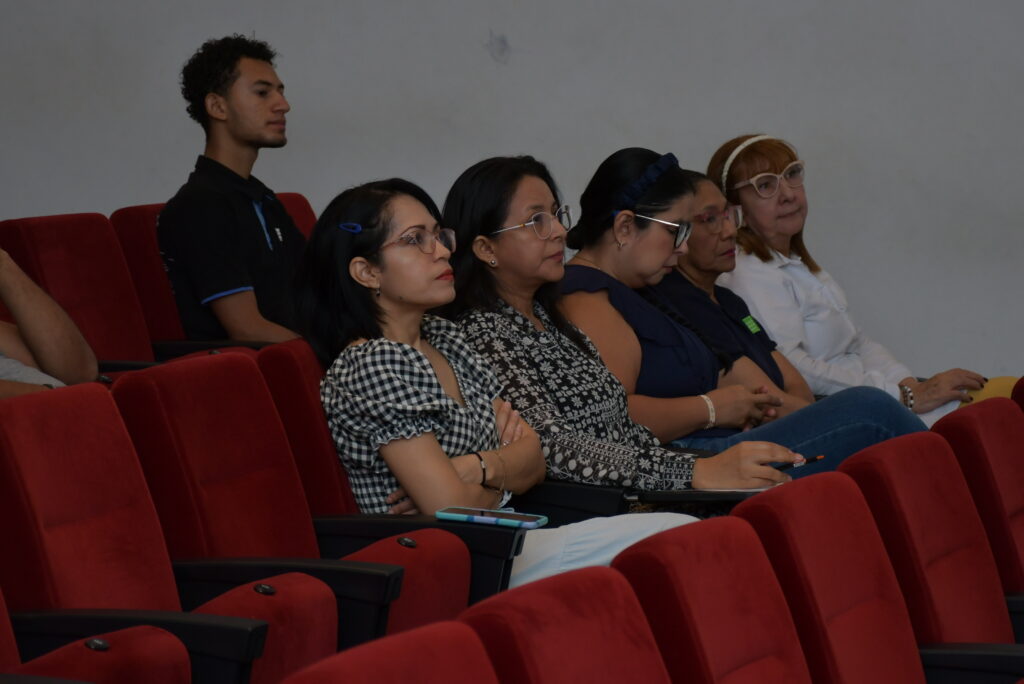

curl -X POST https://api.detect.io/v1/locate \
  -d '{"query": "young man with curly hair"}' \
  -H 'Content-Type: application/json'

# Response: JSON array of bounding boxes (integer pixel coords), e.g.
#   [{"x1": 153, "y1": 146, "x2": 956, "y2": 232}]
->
[{"x1": 159, "y1": 35, "x2": 304, "y2": 342}]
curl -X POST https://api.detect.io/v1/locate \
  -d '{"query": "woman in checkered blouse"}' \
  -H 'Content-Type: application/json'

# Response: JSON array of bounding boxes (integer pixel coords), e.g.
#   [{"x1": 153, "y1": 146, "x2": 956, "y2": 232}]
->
[{"x1": 294, "y1": 178, "x2": 696, "y2": 586}]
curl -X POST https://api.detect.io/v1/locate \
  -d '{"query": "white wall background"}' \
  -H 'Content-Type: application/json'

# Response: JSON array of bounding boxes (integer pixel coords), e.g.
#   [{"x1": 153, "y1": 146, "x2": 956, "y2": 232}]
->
[{"x1": 2, "y1": 1, "x2": 1021, "y2": 375}]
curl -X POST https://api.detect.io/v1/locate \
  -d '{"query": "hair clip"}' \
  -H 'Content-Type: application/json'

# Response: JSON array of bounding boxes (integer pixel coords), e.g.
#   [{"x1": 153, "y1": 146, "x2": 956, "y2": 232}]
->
[
  {"x1": 338, "y1": 222, "x2": 363, "y2": 234},
  {"x1": 612, "y1": 153, "x2": 678, "y2": 210}
]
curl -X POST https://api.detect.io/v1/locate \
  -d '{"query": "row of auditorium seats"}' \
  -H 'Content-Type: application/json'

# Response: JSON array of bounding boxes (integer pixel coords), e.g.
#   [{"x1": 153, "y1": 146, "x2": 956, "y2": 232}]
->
[
  {"x1": 0, "y1": 194, "x2": 315, "y2": 367},
  {"x1": 284, "y1": 397, "x2": 1024, "y2": 683},
  {"x1": 4, "y1": 363, "x2": 1024, "y2": 682}
]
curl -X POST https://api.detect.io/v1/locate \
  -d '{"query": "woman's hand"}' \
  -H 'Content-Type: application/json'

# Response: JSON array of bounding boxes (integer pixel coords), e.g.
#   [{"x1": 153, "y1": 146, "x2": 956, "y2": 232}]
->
[
  {"x1": 494, "y1": 399, "x2": 526, "y2": 446},
  {"x1": 386, "y1": 486, "x2": 420, "y2": 514},
  {"x1": 706, "y1": 385, "x2": 783, "y2": 429},
  {"x1": 901, "y1": 369, "x2": 986, "y2": 414},
  {"x1": 691, "y1": 441, "x2": 805, "y2": 489}
]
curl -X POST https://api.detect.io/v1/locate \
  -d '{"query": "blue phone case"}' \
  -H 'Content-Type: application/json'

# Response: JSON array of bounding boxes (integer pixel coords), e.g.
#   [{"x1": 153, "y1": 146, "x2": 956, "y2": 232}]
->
[{"x1": 435, "y1": 508, "x2": 548, "y2": 529}]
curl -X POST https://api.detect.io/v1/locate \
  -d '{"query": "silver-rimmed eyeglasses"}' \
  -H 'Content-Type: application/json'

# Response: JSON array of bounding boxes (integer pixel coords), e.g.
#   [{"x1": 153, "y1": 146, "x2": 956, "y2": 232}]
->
[
  {"x1": 634, "y1": 213, "x2": 692, "y2": 248},
  {"x1": 491, "y1": 205, "x2": 572, "y2": 239},
  {"x1": 733, "y1": 160, "x2": 805, "y2": 199},
  {"x1": 380, "y1": 227, "x2": 457, "y2": 254}
]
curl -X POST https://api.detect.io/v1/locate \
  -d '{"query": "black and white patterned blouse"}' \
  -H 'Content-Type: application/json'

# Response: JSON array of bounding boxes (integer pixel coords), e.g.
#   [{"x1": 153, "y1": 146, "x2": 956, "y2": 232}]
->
[
  {"x1": 321, "y1": 315, "x2": 503, "y2": 514},
  {"x1": 458, "y1": 301, "x2": 696, "y2": 490}
]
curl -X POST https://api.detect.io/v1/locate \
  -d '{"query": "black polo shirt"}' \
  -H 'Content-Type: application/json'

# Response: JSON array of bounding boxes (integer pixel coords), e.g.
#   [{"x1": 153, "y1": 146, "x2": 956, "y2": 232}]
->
[
  {"x1": 158, "y1": 156, "x2": 307, "y2": 340},
  {"x1": 652, "y1": 269, "x2": 785, "y2": 388}
]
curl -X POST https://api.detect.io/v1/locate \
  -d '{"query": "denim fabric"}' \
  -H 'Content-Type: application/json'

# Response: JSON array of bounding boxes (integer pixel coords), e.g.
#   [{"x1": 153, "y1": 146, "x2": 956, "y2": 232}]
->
[{"x1": 672, "y1": 386, "x2": 926, "y2": 478}]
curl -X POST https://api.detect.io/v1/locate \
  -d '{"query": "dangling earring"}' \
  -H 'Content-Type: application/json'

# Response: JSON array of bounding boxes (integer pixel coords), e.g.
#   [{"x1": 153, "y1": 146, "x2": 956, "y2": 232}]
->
[
  {"x1": 489, "y1": 259, "x2": 497, "y2": 267},
  {"x1": 375, "y1": 287, "x2": 381, "y2": 297},
  {"x1": 616, "y1": 241, "x2": 624, "y2": 250}
]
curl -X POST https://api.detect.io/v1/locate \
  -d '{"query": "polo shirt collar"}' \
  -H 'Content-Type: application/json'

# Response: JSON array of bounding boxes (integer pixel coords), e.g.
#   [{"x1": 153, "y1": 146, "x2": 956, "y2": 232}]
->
[
  {"x1": 193, "y1": 155, "x2": 271, "y2": 203},
  {"x1": 768, "y1": 248, "x2": 803, "y2": 268}
]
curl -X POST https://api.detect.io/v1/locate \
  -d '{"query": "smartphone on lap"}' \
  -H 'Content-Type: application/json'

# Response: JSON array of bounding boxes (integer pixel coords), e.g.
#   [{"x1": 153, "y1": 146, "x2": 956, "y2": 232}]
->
[{"x1": 435, "y1": 507, "x2": 548, "y2": 529}]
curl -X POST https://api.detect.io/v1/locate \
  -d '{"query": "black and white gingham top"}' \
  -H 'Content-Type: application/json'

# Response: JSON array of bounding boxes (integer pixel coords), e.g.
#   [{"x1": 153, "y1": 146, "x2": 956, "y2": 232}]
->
[
  {"x1": 321, "y1": 315, "x2": 503, "y2": 514},
  {"x1": 459, "y1": 300, "x2": 697, "y2": 490}
]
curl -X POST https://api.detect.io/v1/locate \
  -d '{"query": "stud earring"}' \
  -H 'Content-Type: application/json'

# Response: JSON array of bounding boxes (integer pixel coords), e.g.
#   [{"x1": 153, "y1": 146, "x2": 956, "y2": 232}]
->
[
  {"x1": 489, "y1": 259, "x2": 497, "y2": 267},
  {"x1": 375, "y1": 287, "x2": 381, "y2": 297},
  {"x1": 616, "y1": 241, "x2": 624, "y2": 250}
]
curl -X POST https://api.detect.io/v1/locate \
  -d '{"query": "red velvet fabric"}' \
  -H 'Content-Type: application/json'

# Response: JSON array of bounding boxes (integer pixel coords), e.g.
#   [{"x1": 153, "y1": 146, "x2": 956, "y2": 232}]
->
[
  {"x1": 276, "y1": 193, "x2": 317, "y2": 238},
  {"x1": 733, "y1": 473, "x2": 926, "y2": 684},
  {"x1": 109, "y1": 203, "x2": 184, "y2": 342},
  {"x1": 460, "y1": 566, "x2": 670, "y2": 684},
  {"x1": 613, "y1": 517, "x2": 812, "y2": 684},
  {"x1": 195, "y1": 572, "x2": 336, "y2": 684},
  {"x1": 282, "y1": 621, "x2": 498, "y2": 684},
  {"x1": 256, "y1": 339, "x2": 358, "y2": 516},
  {"x1": 0, "y1": 383, "x2": 182, "y2": 611},
  {"x1": 112, "y1": 353, "x2": 321, "y2": 558},
  {"x1": 933, "y1": 398, "x2": 1024, "y2": 593},
  {"x1": 840, "y1": 432, "x2": 1014, "y2": 644},
  {"x1": 343, "y1": 529, "x2": 470, "y2": 633},
  {"x1": 10, "y1": 625, "x2": 190, "y2": 684},
  {"x1": 0, "y1": 213, "x2": 153, "y2": 361}
]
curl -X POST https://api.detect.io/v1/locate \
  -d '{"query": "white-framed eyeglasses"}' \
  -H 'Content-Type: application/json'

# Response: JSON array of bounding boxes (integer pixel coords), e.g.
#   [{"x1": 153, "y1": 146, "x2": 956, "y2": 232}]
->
[
  {"x1": 634, "y1": 213, "x2": 692, "y2": 248},
  {"x1": 733, "y1": 160, "x2": 805, "y2": 199},
  {"x1": 491, "y1": 205, "x2": 572, "y2": 239},
  {"x1": 690, "y1": 205, "x2": 743, "y2": 235}
]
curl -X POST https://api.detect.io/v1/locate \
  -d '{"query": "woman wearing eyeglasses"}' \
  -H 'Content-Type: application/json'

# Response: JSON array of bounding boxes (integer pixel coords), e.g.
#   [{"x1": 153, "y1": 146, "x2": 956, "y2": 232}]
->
[
  {"x1": 711, "y1": 134, "x2": 987, "y2": 425},
  {"x1": 294, "y1": 178, "x2": 697, "y2": 586},
  {"x1": 444, "y1": 155, "x2": 806, "y2": 491},
  {"x1": 648, "y1": 176, "x2": 816, "y2": 410},
  {"x1": 561, "y1": 147, "x2": 925, "y2": 458}
]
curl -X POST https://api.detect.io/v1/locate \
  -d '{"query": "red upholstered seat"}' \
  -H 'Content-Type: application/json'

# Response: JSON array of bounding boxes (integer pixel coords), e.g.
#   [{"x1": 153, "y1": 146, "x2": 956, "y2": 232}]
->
[
  {"x1": 840, "y1": 432, "x2": 1015, "y2": 644},
  {"x1": 277, "y1": 193, "x2": 317, "y2": 238},
  {"x1": 1, "y1": 588, "x2": 191, "y2": 684},
  {"x1": 460, "y1": 566, "x2": 670, "y2": 684},
  {"x1": 282, "y1": 620, "x2": 498, "y2": 684},
  {"x1": 0, "y1": 213, "x2": 153, "y2": 361},
  {"x1": 111, "y1": 352, "x2": 471, "y2": 636},
  {"x1": 613, "y1": 517, "x2": 813, "y2": 684},
  {"x1": 0, "y1": 383, "x2": 337, "y2": 684},
  {"x1": 733, "y1": 473, "x2": 927, "y2": 683},
  {"x1": 256, "y1": 339, "x2": 357, "y2": 516},
  {"x1": 933, "y1": 398, "x2": 1024, "y2": 594}
]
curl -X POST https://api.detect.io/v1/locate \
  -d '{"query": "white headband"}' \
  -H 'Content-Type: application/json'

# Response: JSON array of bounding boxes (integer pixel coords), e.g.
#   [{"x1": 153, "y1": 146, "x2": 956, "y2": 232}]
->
[{"x1": 719, "y1": 135, "x2": 796, "y2": 192}]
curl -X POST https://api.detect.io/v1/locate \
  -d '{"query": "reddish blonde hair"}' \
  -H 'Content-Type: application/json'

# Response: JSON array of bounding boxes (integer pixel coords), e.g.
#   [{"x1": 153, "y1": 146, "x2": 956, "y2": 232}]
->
[{"x1": 707, "y1": 134, "x2": 820, "y2": 273}]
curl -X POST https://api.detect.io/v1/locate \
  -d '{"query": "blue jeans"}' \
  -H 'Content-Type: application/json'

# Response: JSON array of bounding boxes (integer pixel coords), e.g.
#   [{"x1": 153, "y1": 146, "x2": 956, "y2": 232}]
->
[{"x1": 671, "y1": 387, "x2": 927, "y2": 478}]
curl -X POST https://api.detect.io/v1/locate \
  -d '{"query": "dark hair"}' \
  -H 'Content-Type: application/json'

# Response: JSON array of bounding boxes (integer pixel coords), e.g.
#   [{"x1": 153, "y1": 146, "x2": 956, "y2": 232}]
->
[
  {"x1": 567, "y1": 147, "x2": 706, "y2": 250},
  {"x1": 441, "y1": 156, "x2": 591, "y2": 353},
  {"x1": 180, "y1": 35, "x2": 277, "y2": 132},
  {"x1": 571, "y1": 147, "x2": 733, "y2": 371},
  {"x1": 294, "y1": 179, "x2": 442, "y2": 365}
]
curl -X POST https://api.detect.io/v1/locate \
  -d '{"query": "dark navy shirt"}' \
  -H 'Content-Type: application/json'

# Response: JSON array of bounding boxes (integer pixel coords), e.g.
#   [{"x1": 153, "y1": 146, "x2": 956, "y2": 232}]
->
[
  {"x1": 651, "y1": 269, "x2": 784, "y2": 388},
  {"x1": 159, "y1": 156, "x2": 306, "y2": 340},
  {"x1": 561, "y1": 264, "x2": 734, "y2": 438}
]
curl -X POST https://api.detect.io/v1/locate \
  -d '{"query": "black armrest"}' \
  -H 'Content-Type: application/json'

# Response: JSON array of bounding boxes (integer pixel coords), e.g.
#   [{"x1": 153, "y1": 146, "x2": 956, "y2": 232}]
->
[
  {"x1": 312, "y1": 514, "x2": 526, "y2": 604},
  {"x1": 97, "y1": 360, "x2": 158, "y2": 374},
  {"x1": 633, "y1": 489, "x2": 761, "y2": 505},
  {"x1": 508, "y1": 480, "x2": 628, "y2": 527},
  {"x1": 1006, "y1": 594, "x2": 1024, "y2": 643},
  {"x1": 152, "y1": 340, "x2": 267, "y2": 361},
  {"x1": 172, "y1": 557, "x2": 403, "y2": 649},
  {"x1": 11, "y1": 609, "x2": 266, "y2": 684},
  {"x1": 920, "y1": 642, "x2": 1024, "y2": 682},
  {"x1": 0, "y1": 676, "x2": 87, "y2": 683}
]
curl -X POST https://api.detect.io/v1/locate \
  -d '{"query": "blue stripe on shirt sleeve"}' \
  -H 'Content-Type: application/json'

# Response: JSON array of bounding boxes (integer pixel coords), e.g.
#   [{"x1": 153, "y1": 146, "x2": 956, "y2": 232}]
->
[{"x1": 201, "y1": 286, "x2": 254, "y2": 305}]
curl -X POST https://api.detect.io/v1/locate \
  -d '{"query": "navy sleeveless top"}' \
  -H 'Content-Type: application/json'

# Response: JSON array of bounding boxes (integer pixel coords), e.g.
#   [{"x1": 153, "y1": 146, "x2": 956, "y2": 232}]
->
[
  {"x1": 562, "y1": 265, "x2": 732, "y2": 438},
  {"x1": 651, "y1": 270, "x2": 785, "y2": 388}
]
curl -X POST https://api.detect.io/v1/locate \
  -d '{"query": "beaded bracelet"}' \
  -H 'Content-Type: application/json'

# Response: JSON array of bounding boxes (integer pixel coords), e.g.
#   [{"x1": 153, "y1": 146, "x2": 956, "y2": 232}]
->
[
  {"x1": 898, "y1": 384, "x2": 915, "y2": 410},
  {"x1": 698, "y1": 394, "x2": 716, "y2": 430}
]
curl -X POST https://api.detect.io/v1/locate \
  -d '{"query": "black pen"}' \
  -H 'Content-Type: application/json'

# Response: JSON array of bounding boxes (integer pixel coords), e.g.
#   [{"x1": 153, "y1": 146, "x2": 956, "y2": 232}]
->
[{"x1": 775, "y1": 454, "x2": 824, "y2": 471}]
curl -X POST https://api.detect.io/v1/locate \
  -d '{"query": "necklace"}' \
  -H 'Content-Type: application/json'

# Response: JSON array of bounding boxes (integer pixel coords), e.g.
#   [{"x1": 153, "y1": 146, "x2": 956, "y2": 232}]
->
[
  {"x1": 571, "y1": 254, "x2": 616, "y2": 279},
  {"x1": 675, "y1": 265, "x2": 717, "y2": 301}
]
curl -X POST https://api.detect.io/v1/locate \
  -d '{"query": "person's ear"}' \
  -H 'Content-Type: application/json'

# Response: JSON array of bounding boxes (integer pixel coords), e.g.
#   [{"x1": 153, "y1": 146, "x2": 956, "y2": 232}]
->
[
  {"x1": 472, "y1": 236, "x2": 498, "y2": 267},
  {"x1": 349, "y1": 257, "x2": 381, "y2": 292},
  {"x1": 205, "y1": 92, "x2": 229, "y2": 123},
  {"x1": 612, "y1": 210, "x2": 636, "y2": 246}
]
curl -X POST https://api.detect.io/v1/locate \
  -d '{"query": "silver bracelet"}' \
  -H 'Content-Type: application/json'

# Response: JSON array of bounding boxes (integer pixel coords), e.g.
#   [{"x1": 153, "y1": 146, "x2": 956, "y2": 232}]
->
[
  {"x1": 898, "y1": 384, "x2": 915, "y2": 410},
  {"x1": 698, "y1": 394, "x2": 716, "y2": 430}
]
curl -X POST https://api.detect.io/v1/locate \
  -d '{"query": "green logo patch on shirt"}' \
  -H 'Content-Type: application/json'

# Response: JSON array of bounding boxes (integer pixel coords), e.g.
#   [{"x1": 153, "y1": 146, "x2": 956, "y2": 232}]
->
[{"x1": 741, "y1": 315, "x2": 762, "y2": 334}]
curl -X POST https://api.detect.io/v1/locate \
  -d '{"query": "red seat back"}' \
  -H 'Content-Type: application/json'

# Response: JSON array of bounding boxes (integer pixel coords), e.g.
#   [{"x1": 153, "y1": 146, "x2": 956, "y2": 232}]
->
[
  {"x1": 840, "y1": 432, "x2": 1013, "y2": 644},
  {"x1": 109, "y1": 203, "x2": 185, "y2": 342},
  {"x1": 933, "y1": 398, "x2": 1024, "y2": 593},
  {"x1": 733, "y1": 473, "x2": 926, "y2": 684},
  {"x1": 1012, "y1": 377, "x2": 1024, "y2": 413},
  {"x1": 613, "y1": 517, "x2": 812, "y2": 684},
  {"x1": 283, "y1": 621, "x2": 498, "y2": 684},
  {"x1": 111, "y1": 353, "x2": 320, "y2": 559},
  {"x1": 0, "y1": 384, "x2": 180, "y2": 612},
  {"x1": 257, "y1": 339, "x2": 358, "y2": 516},
  {"x1": 0, "y1": 214, "x2": 153, "y2": 361},
  {"x1": 277, "y1": 192, "x2": 317, "y2": 238},
  {"x1": 460, "y1": 567, "x2": 670, "y2": 684}
]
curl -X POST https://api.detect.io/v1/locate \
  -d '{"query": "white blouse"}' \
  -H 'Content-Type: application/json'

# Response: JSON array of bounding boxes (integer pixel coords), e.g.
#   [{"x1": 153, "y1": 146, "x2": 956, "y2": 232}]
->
[{"x1": 719, "y1": 249, "x2": 957, "y2": 425}]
